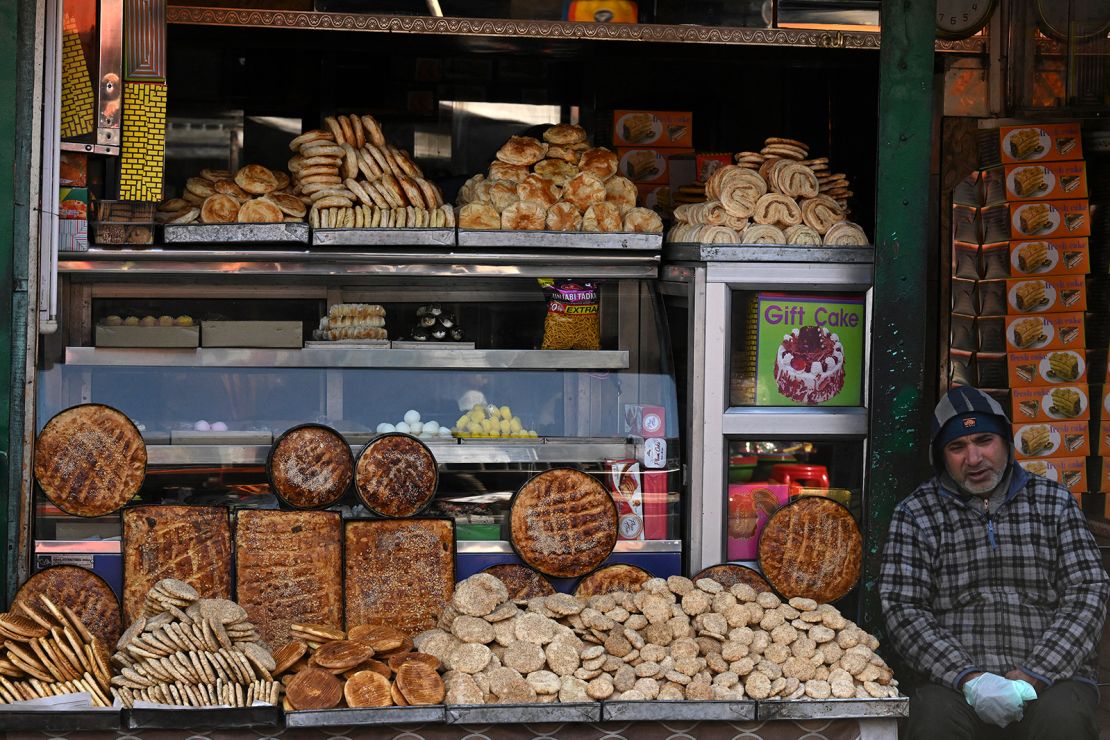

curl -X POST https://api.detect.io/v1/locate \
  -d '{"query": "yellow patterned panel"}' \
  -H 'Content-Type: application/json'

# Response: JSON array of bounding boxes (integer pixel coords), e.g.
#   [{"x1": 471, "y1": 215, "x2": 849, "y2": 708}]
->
[
  {"x1": 119, "y1": 82, "x2": 166, "y2": 201},
  {"x1": 60, "y1": 14, "x2": 94, "y2": 138}
]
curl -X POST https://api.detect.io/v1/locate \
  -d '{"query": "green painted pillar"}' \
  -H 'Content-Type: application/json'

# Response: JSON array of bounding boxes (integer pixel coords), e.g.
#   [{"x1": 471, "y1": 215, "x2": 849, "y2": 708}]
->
[{"x1": 862, "y1": 1, "x2": 938, "y2": 635}]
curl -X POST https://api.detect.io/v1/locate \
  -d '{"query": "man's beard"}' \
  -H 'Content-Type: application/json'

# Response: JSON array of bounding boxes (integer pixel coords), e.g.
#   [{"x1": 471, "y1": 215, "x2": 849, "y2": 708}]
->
[{"x1": 959, "y1": 467, "x2": 1004, "y2": 495}]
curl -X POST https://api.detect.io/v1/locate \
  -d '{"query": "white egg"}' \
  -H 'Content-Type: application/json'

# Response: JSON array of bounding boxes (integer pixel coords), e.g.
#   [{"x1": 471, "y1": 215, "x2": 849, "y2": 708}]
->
[
  {"x1": 439, "y1": 426, "x2": 453, "y2": 437},
  {"x1": 194, "y1": 420, "x2": 210, "y2": 431},
  {"x1": 424, "y1": 420, "x2": 440, "y2": 434},
  {"x1": 375, "y1": 423, "x2": 388, "y2": 433},
  {"x1": 409, "y1": 421, "x2": 423, "y2": 435},
  {"x1": 211, "y1": 421, "x2": 228, "y2": 431},
  {"x1": 404, "y1": 409, "x2": 421, "y2": 425},
  {"x1": 395, "y1": 421, "x2": 410, "y2": 434},
  {"x1": 379, "y1": 423, "x2": 396, "y2": 433}
]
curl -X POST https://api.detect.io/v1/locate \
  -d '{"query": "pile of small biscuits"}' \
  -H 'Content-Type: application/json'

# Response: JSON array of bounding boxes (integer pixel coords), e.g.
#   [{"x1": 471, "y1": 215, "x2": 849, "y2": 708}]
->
[
  {"x1": 156, "y1": 165, "x2": 306, "y2": 225},
  {"x1": 0, "y1": 596, "x2": 112, "y2": 706},
  {"x1": 289, "y1": 113, "x2": 453, "y2": 231},
  {"x1": 415, "y1": 573, "x2": 899, "y2": 704},
  {"x1": 109, "y1": 579, "x2": 280, "y2": 708},
  {"x1": 277, "y1": 622, "x2": 445, "y2": 710}
]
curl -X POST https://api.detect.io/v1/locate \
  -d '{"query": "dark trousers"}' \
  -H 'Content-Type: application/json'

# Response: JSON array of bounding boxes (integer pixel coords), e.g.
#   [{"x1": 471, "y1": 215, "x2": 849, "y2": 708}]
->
[{"x1": 906, "y1": 680, "x2": 1098, "y2": 740}]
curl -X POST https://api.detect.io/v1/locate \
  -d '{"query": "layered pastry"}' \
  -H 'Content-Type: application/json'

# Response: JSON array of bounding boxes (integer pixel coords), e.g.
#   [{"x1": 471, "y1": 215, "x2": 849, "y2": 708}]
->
[
  {"x1": 1020, "y1": 425, "x2": 1052, "y2": 456},
  {"x1": 1014, "y1": 167, "x2": 1047, "y2": 197},
  {"x1": 1012, "y1": 317, "x2": 1046, "y2": 348},
  {"x1": 1062, "y1": 470, "x2": 1083, "y2": 487},
  {"x1": 1065, "y1": 433, "x2": 1085, "y2": 452},
  {"x1": 1048, "y1": 351, "x2": 1079, "y2": 380},
  {"x1": 1057, "y1": 135, "x2": 1077, "y2": 155},
  {"x1": 621, "y1": 113, "x2": 655, "y2": 143},
  {"x1": 1018, "y1": 399, "x2": 1040, "y2": 418},
  {"x1": 1020, "y1": 204, "x2": 1052, "y2": 234},
  {"x1": 1017, "y1": 241, "x2": 1049, "y2": 272},
  {"x1": 624, "y1": 150, "x2": 660, "y2": 180},
  {"x1": 1064, "y1": 213, "x2": 1085, "y2": 231},
  {"x1": 1015, "y1": 281, "x2": 1048, "y2": 311},
  {"x1": 313, "y1": 303, "x2": 388, "y2": 341},
  {"x1": 1061, "y1": 175, "x2": 1081, "y2": 193},
  {"x1": 1060, "y1": 326, "x2": 1080, "y2": 344},
  {"x1": 1023, "y1": 460, "x2": 1048, "y2": 477},
  {"x1": 1010, "y1": 128, "x2": 1044, "y2": 159},
  {"x1": 1064, "y1": 251, "x2": 1084, "y2": 269},
  {"x1": 1061, "y1": 289, "x2": 1081, "y2": 307},
  {"x1": 1050, "y1": 387, "x2": 1082, "y2": 417},
  {"x1": 1016, "y1": 363, "x2": 1037, "y2": 383},
  {"x1": 773, "y1": 325, "x2": 845, "y2": 404}
]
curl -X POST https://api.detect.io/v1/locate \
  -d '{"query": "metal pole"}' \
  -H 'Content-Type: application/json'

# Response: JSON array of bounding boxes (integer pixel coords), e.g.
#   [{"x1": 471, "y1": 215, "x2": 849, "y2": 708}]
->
[{"x1": 862, "y1": 0, "x2": 938, "y2": 635}]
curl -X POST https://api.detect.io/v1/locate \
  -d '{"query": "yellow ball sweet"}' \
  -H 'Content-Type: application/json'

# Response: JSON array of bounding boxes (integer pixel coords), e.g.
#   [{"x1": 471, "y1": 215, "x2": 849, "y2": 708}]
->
[{"x1": 500, "y1": 406, "x2": 512, "y2": 420}]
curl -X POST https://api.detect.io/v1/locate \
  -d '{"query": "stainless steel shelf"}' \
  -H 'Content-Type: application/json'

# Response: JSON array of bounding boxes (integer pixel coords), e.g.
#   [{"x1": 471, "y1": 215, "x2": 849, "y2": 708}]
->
[
  {"x1": 722, "y1": 407, "x2": 869, "y2": 438},
  {"x1": 65, "y1": 347, "x2": 629, "y2": 370},
  {"x1": 665, "y1": 244, "x2": 874, "y2": 264},
  {"x1": 757, "y1": 697, "x2": 908, "y2": 720}
]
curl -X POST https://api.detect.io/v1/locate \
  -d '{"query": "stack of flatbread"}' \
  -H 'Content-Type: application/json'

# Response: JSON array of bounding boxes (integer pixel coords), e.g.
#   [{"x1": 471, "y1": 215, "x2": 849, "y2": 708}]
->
[
  {"x1": 456, "y1": 124, "x2": 663, "y2": 234},
  {"x1": 668, "y1": 137, "x2": 867, "y2": 247},
  {"x1": 156, "y1": 165, "x2": 306, "y2": 226},
  {"x1": 289, "y1": 113, "x2": 453, "y2": 230}
]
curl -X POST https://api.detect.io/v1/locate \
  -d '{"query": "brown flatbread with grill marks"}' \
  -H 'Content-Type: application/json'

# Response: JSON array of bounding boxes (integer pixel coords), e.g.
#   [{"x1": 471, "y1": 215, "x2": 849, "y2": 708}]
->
[
  {"x1": 758, "y1": 497, "x2": 861, "y2": 603},
  {"x1": 510, "y1": 468, "x2": 617, "y2": 579},
  {"x1": 693, "y1": 564, "x2": 773, "y2": 594},
  {"x1": 234, "y1": 509, "x2": 342, "y2": 649},
  {"x1": 574, "y1": 563, "x2": 652, "y2": 598},
  {"x1": 481, "y1": 564, "x2": 556, "y2": 600},
  {"x1": 354, "y1": 433, "x2": 437, "y2": 517},
  {"x1": 268, "y1": 424, "x2": 353, "y2": 509},
  {"x1": 34, "y1": 404, "x2": 146, "y2": 518},
  {"x1": 122, "y1": 505, "x2": 232, "y2": 624},
  {"x1": 12, "y1": 565, "x2": 121, "y2": 647}
]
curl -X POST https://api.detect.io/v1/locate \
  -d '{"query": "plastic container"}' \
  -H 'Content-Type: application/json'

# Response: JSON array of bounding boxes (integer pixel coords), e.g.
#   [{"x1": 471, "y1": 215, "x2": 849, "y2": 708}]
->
[
  {"x1": 769, "y1": 463, "x2": 830, "y2": 494},
  {"x1": 727, "y1": 454, "x2": 757, "y2": 483},
  {"x1": 753, "y1": 452, "x2": 796, "y2": 481}
]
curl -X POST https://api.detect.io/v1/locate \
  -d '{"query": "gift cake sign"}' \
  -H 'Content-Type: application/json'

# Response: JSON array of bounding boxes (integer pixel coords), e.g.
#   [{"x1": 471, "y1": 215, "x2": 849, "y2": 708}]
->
[{"x1": 755, "y1": 293, "x2": 865, "y2": 406}]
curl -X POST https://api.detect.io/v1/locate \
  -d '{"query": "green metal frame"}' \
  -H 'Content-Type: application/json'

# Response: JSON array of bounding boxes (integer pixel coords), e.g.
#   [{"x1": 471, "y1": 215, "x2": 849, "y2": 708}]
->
[{"x1": 861, "y1": 0, "x2": 939, "y2": 635}]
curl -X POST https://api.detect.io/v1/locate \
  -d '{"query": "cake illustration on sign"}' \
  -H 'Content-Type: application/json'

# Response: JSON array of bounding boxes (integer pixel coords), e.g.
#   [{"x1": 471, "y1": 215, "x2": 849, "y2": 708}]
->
[{"x1": 774, "y1": 325, "x2": 846, "y2": 404}]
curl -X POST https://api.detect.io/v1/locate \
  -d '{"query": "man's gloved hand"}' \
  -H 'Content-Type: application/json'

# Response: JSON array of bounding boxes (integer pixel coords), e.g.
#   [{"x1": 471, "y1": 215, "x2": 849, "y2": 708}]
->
[{"x1": 962, "y1": 673, "x2": 1038, "y2": 727}]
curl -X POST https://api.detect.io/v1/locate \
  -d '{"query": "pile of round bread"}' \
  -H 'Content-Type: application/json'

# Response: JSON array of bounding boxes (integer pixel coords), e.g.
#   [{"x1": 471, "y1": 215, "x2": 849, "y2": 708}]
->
[
  {"x1": 289, "y1": 113, "x2": 453, "y2": 230},
  {"x1": 415, "y1": 573, "x2": 898, "y2": 704},
  {"x1": 277, "y1": 622, "x2": 445, "y2": 710},
  {"x1": 109, "y1": 579, "x2": 280, "y2": 708},
  {"x1": 456, "y1": 124, "x2": 663, "y2": 234},
  {"x1": 156, "y1": 165, "x2": 306, "y2": 225},
  {"x1": 668, "y1": 137, "x2": 868, "y2": 246}
]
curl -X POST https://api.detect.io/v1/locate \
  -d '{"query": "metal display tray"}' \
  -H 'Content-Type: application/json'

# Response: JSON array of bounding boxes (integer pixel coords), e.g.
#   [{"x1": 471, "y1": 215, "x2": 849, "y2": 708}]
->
[
  {"x1": 286, "y1": 705, "x2": 445, "y2": 726},
  {"x1": 602, "y1": 700, "x2": 756, "y2": 722},
  {"x1": 0, "y1": 710, "x2": 121, "y2": 732},
  {"x1": 163, "y1": 223, "x2": 311, "y2": 244},
  {"x1": 445, "y1": 702, "x2": 601, "y2": 724},
  {"x1": 665, "y1": 243, "x2": 874, "y2": 263},
  {"x1": 756, "y1": 697, "x2": 909, "y2": 720},
  {"x1": 312, "y1": 228, "x2": 455, "y2": 247},
  {"x1": 125, "y1": 706, "x2": 282, "y2": 729},
  {"x1": 390, "y1": 341, "x2": 475, "y2": 350},
  {"x1": 457, "y1": 229, "x2": 662, "y2": 251}
]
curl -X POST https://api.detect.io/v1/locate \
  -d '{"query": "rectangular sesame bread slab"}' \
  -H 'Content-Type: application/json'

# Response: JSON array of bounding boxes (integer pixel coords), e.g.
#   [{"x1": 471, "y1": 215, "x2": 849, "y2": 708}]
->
[
  {"x1": 344, "y1": 518, "x2": 454, "y2": 637},
  {"x1": 234, "y1": 509, "x2": 343, "y2": 648},
  {"x1": 122, "y1": 505, "x2": 232, "y2": 624}
]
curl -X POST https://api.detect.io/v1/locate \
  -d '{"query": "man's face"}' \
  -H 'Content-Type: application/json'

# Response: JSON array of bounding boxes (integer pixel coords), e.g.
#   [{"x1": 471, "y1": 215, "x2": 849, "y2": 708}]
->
[{"x1": 943, "y1": 432, "x2": 1008, "y2": 495}]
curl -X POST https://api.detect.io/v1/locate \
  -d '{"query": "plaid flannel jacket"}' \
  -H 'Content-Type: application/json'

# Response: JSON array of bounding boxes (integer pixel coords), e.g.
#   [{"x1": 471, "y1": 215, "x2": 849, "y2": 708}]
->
[{"x1": 879, "y1": 466, "x2": 1109, "y2": 690}]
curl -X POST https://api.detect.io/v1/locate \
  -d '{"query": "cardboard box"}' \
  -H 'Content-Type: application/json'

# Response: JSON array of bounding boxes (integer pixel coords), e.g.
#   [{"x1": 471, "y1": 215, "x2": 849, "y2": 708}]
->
[
  {"x1": 1003, "y1": 161, "x2": 1088, "y2": 201},
  {"x1": 635, "y1": 183, "x2": 669, "y2": 211},
  {"x1": 59, "y1": 151, "x2": 87, "y2": 187},
  {"x1": 623, "y1": 404, "x2": 665, "y2": 438},
  {"x1": 999, "y1": 122, "x2": 1083, "y2": 165},
  {"x1": 1009, "y1": 199, "x2": 1091, "y2": 239},
  {"x1": 1014, "y1": 419, "x2": 1090, "y2": 458},
  {"x1": 753, "y1": 292, "x2": 865, "y2": 406},
  {"x1": 1008, "y1": 348, "x2": 1088, "y2": 388},
  {"x1": 727, "y1": 483, "x2": 789, "y2": 560},
  {"x1": 612, "y1": 110, "x2": 692, "y2": 148},
  {"x1": 1004, "y1": 312, "x2": 1085, "y2": 351},
  {"x1": 696, "y1": 153, "x2": 732, "y2": 183},
  {"x1": 1019, "y1": 456, "x2": 1087, "y2": 492},
  {"x1": 58, "y1": 219, "x2": 88, "y2": 252},
  {"x1": 201, "y1": 321, "x2": 302, "y2": 348},
  {"x1": 604, "y1": 459, "x2": 668, "y2": 540},
  {"x1": 1097, "y1": 422, "x2": 1110, "y2": 457},
  {"x1": 95, "y1": 325, "x2": 200, "y2": 348},
  {"x1": 1098, "y1": 458, "x2": 1110, "y2": 493},
  {"x1": 617, "y1": 147, "x2": 692, "y2": 184},
  {"x1": 1005, "y1": 276, "x2": 1086, "y2": 314},
  {"x1": 1011, "y1": 384, "x2": 1091, "y2": 422},
  {"x1": 1009, "y1": 237, "x2": 1089, "y2": 277},
  {"x1": 59, "y1": 187, "x2": 88, "y2": 220},
  {"x1": 566, "y1": 1, "x2": 638, "y2": 22}
]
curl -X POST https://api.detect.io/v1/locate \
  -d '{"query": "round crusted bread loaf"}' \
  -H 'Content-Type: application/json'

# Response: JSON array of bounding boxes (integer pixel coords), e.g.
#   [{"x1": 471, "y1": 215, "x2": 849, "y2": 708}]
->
[
  {"x1": 578, "y1": 147, "x2": 619, "y2": 181},
  {"x1": 237, "y1": 198, "x2": 284, "y2": 223},
  {"x1": 200, "y1": 194, "x2": 240, "y2": 224},
  {"x1": 546, "y1": 201, "x2": 583, "y2": 232},
  {"x1": 235, "y1": 164, "x2": 279, "y2": 195},
  {"x1": 543, "y1": 123, "x2": 587, "y2": 146},
  {"x1": 573, "y1": 563, "x2": 652, "y2": 598},
  {"x1": 11, "y1": 565, "x2": 122, "y2": 647},
  {"x1": 496, "y1": 135, "x2": 547, "y2": 166},
  {"x1": 534, "y1": 158, "x2": 579, "y2": 186},
  {"x1": 582, "y1": 202, "x2": 623, "y2": 233},
  {"x1": 500, "y1": 200, "x2": 546, "y2": 230},
  {"x1": 693, "y1": 564, "x2": 773, "y2": 593},
  {"x1": 481, "y1": 563, "x2": 556, "y2": 600},
  {"x1": 34, "y1": 403, "x2": 146, "y2": 518},
  {"x1": 510, "y1": 468, "x2": 618, "y2": 578},
  {"x1": 489, "y1": 161, "x2": 529, "y2": 184},
  {"x1": 758, "y1": 497, "x2": 862, "y2": 603},
  {"x1": 517, "y1": 173, "x2": 562, "y2": 208},
  {"x1": 286, "y1": 666, "x2": 343, "y2": 709},
  {"x1": 354, "y1": 433, "x2": 437, "y2": 517},
  {"x1": 268, "y1": 424, "x2": 353, "y2": 509},
  {"x1": 458, "y1": 203, "x2": 500, "y2": 230}
]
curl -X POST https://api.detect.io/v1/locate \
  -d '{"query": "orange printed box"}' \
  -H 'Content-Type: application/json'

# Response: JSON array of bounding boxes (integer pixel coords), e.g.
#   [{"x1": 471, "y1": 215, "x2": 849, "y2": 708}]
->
[
  {"x1": 613, "y1": 110, "x2": 692, "y2": 148},
  {"x1": 1101, "y1": 386, "x2": 1110, "y2": 419},
  {"x1": 1012, "y1": 384, "x2": 1091, "y2": 422},
  {"x1": 1014, "y1": 420, "x2": 1090, "y2": 459},
  {"x1": 1008, "y1": 348, "x2": 1088, "y2": 388},
  {"x1": 1097, "y1": 423, "x2": 1110, "y2": 457},
  {"x1": 1004, "y1": 161, "x2": 1088, "y2": 201},
  {"x1": 1019, "y1": 456, "x2": 1087, "y2": 492},
  {"x1": 1005, "y1": 276, "x2": 1086, "y2": 314},
  {"x1": 1009, "y1": 237, "x2": 1089, "y2": 277},
  {"x1": 1099, "y1": 459, "x2": 1110, "y2": 493},
  {"x1": 1004, "y1": 312, "x2": 1084, "y2": 351},
  {"x1": 1009, "y1": 200, "x2": 1091, "y2": 239},
  {"x1": 999, "y1": 122, "x2": 1083, "y2": 164},
  {"x1": 617, "y1": 147, "x2": 692, "y2": 184}
]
